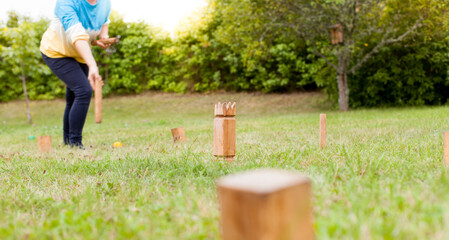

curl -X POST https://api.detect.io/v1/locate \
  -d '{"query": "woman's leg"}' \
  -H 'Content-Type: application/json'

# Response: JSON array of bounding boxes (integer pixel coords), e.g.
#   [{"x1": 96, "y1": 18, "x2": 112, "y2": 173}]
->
[
  {"x1": 67, "y1": 71, "x2": 92, "y2": 145},
  {"x1": 42, "y1": 53, "x2": 92, "y2": 146},
  {"x1": 69, "y1": 63, "x2": 90, "y2": 144},
  {"x1": 63, "y1": 87, "x2": 75, "y2": 145}
]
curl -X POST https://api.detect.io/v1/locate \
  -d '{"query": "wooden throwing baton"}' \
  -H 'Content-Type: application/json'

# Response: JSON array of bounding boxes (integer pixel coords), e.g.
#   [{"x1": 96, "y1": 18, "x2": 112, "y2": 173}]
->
[
  {"x1": 95, "y1": 80, "x2": 102, "y2": 124},
  {"x1": 92, "y1": 37, "x2": 120, "y2": 46}
]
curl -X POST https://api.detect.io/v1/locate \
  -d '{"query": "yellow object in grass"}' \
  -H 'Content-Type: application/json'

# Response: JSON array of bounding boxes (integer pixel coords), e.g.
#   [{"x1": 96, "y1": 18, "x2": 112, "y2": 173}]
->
[{"x1": 113, "y1": 142, "x2": 123, "y2": 148}]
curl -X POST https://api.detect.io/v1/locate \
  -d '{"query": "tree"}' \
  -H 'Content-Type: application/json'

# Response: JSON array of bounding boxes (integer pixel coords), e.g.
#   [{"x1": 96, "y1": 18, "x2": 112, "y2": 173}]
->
[
  {"x1": 0, "y1": 18, "x2": 43, "y2": 123},
  {"x1": 6, "y1": 11, "x2": 19, "y2": 28},
  {"x1": 215, "y1": 0, "x2": 449, "y2": 110}
]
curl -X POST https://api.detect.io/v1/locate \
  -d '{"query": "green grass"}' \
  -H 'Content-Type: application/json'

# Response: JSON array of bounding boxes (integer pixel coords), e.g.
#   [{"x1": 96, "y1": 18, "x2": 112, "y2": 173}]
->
[{"x1": 1, "y1": 92, "x2": 449, "y2": 239}]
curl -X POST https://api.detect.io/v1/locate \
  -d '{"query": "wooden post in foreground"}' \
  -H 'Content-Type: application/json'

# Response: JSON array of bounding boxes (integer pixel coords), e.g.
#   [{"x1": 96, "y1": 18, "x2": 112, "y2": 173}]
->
[
  {"x1": 38, "y1": 136, "x2": 52, "y2": 153},
  {"x1": 95, "y1": 80, "x2": 102, "y2": 124},
  {"x1": 444, "y1": 132, "x2": 449, "y2": 166},
  {"x1": 320, "y1": 114, "x2": 326, "y2": 150},
  {"x1": 171, "y1": 127, "x2": 186, "y2": 143},
  {"x1": 214, "y1": 102, "x2": 236, "y2": 162},
  {"x1": 217, "y1": 169, "x2": 314, "y2": 240}
]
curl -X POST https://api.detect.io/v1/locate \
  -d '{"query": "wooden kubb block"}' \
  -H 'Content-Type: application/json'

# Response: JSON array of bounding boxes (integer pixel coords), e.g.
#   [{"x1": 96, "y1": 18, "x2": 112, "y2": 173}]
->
[
  {"x1": 38, "y1": 136, "x2": 52, "y2": 153},
  {"x1": 171, "y1": 127, "x2": 186, "y2": 143},
  {"x1": 214, "y1": 102, "x2": 236, "y2": 162},
  {"x1": 217, "y1": 169, "x2": 314, "y2": 240},
  {"x1": 444, "y1": 132, "x2": 449, "y2": 166},
  {"x1": 320, "y1": 114, "x2": 326, "y2": 150},
  {"x1": 95, "y1": 80, "x2": 102, "y2": 124}
]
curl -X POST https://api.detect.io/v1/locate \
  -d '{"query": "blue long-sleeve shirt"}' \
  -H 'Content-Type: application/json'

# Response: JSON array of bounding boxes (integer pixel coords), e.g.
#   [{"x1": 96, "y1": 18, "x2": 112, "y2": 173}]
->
[{"x1": 40, "y1": 0, "x2": 111, "y2": 63}]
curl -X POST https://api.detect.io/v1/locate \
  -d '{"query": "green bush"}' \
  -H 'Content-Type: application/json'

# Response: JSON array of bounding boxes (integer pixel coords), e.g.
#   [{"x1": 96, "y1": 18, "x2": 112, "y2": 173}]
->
[
  {"x1": 0, "y1": 16, "x2": 64, "y2": 102},
  {"x1": 93, "y1": 13, "x2": 184, "y2": 95},
  {"x1": 349, "y1": 38, "x2": 449, "y2": 107},
  {"x1": 1, "y1": 10, "x2": 449, "y2": 108}
]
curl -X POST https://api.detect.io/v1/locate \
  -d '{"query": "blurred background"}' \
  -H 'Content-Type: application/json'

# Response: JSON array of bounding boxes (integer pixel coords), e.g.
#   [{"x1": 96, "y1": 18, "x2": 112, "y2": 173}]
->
[{"x1": 1, "y1": 0, "x2": 449, "y2": 110}]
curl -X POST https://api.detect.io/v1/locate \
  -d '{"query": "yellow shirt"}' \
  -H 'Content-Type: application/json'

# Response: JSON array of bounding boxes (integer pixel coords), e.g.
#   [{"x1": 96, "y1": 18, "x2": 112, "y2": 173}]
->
[{"x1": 40, "y1": 22, "x2": 90, "y2": 63}]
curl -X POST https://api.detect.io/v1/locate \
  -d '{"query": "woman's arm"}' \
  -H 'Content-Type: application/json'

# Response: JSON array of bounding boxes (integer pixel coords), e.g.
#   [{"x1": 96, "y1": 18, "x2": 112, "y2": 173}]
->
[
  {"x1": 75, "y1": 40, "x2": 102, "y2": 90},
  {"x1": 100, "y1": 24, "x2": 109, "y2": 39},
  {"x1": 95, "y1": 24, "x2": 110, "y2": 49}
]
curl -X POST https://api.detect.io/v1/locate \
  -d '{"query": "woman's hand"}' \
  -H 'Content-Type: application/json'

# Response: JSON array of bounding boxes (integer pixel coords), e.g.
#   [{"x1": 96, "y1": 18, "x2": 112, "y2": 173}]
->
[
  {"x1": 95, "y1": 41, "x2": 110, "y2": 50},
  {"x1": 97, "y1": 24, "x2": 110, "y2": 50},
  {"x1": 87, "y1": 65, "x2": 104, "y2": 91},
  {"x1": 96, "y1": 34, "x2": 111, "y2": 50}
]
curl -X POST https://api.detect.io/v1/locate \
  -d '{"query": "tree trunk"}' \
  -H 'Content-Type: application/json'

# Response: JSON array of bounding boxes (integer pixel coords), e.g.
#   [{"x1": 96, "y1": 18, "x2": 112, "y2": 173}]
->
[
  {"x1": 344, "y1": 73, "x2": 349, "y2": 109},
  {"x1": 337, "y1": 73, "x2": 349, "y2": 111},
  {"x1": 20, "y1": 62, "x2": 32, "y2": 124}
]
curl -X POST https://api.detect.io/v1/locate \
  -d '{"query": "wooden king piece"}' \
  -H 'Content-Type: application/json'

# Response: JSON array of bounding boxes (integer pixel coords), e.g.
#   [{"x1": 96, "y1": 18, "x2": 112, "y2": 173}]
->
[
  {"x1": 38, "y1": 136, "x2": 52, "y2": 153},
  {"x1": 214, "y1": 102, "x2": 236, "y2": 162},
  {"x1": 217, "y1": 169, "x2": 314, "y2": 240},
  {"x1": 95, "y1": 80, "x2": 102, "y2": 124}
]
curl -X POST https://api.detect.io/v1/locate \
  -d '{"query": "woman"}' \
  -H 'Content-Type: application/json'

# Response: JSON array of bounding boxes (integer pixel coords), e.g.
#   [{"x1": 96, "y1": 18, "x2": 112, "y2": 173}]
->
[{"x1": 40, "y1": 0, "x2": 111, "y2": 149}]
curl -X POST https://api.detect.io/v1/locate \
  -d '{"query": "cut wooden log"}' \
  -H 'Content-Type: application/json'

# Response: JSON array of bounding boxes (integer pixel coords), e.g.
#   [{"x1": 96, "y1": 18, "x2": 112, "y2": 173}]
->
[{"x1": 217, "y1": 169, "x2": 314, "y2": 240}]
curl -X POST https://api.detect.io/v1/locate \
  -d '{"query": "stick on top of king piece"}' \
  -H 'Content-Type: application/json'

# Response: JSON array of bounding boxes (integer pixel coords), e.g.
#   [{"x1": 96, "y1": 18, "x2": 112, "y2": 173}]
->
[{"x1": 215, "y1": 102, "x2": 236, "y2": 116}]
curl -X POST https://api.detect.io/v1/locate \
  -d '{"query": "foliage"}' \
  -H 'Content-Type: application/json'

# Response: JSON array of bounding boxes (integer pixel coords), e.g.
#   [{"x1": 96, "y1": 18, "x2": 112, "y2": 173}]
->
[
  {"x1": 0, "y1": 14, "x2": 61, "y2": 102},
  {"x1": 214, "y1": 0, "x2": 449, "y2": 110},
  {"x1": 1, "y1": 3, "x2": 449, "y2": 108},
  {"x1": 350, "y1": 36, "x2": 449, "y2": 107},
  {"x1": 173, "y1": 3, "x2": 323, "y2": 93},
  {"x1": 93, "y1": 12, "x2": 186, "y2": 95}
]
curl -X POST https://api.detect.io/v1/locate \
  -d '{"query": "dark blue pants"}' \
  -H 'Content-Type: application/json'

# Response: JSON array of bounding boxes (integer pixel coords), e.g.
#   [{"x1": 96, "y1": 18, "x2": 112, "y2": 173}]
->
[{"x1": 42, "y1": 53, "x2": 92, "y2": 145}]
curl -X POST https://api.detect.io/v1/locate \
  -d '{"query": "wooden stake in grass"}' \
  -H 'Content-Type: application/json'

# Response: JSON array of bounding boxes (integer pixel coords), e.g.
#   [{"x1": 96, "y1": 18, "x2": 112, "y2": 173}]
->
[
  {"x1": 95, "y1": 80, "x2": 102, "y2": 124},
  {"x1": 444, "y1": 132, "x2": 449, "y2": 166},
  {"x1": 214, "y1": 102, "x2": 236, "y2": 162},
  {"x1": 320, "y1": 113, "x2": 326, "y2": 150},
  {"x1": 171, "y1": 127, "x2": 186, "y2": 143},
  {"x1": 217, "y1": 169, "x2": 314, "y2": 240},
  {"x1": 38, "y1": 136, "x2": 52, "y2": 153}
]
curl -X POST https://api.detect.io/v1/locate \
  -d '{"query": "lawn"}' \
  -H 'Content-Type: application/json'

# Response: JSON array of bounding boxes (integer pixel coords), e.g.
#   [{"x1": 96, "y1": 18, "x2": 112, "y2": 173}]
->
[{"x1": 1, "y1": 92, "x2": 449, "y2": 239}]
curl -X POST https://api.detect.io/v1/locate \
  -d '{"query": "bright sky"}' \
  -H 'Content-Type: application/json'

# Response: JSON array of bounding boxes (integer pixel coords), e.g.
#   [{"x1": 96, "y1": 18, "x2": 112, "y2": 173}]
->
[{"x1": 0, "y1": 0, "x2": 207, "y2": 33}]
